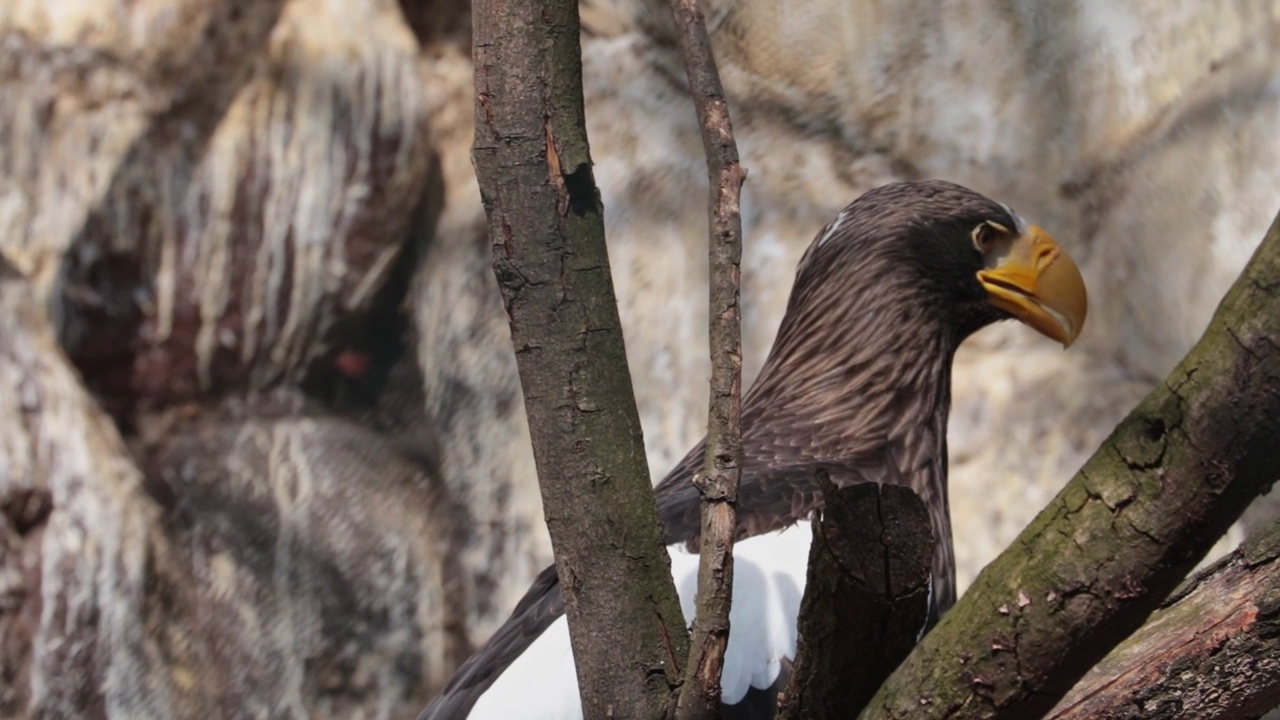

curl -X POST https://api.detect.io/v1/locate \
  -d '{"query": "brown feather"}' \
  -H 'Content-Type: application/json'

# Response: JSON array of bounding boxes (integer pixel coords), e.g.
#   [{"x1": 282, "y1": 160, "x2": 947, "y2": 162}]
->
[{"x1": 419, "y1": 180, "x2": 1020, "y2": 719}]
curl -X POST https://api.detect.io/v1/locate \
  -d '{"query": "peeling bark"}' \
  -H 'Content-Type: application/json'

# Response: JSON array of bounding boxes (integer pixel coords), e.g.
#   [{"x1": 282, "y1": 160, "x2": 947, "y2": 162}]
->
[
  {"x1": 862, "y1": 207, "x2": 1280, "y2": 719},
  {"x1": 1050, "y1": 517, "x2": 1280, "y2": 720},
  {"x1": 471, "y1": 0, "x2": 689, "y2": 716}
]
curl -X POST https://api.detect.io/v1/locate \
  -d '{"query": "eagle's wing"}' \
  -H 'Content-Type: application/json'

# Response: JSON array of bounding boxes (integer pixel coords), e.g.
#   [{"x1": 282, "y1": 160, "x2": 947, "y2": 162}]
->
[
  {"x1": 417, "y1": 565, "x2": 565, "y2": 720},
  {"x1": 421, "y1": 458, "x2": 907, "y2": 720},
  {"x1": 426, "y1": 521, "x2": 816, "y2": 720}
]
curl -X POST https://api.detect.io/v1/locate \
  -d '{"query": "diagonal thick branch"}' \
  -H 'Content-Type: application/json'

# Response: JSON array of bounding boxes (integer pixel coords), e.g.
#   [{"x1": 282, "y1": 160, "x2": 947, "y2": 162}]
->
[
  {"x1": 470, "y1": 0, "x2": 689, "y2": 716},
  {"x1": 667, "y1": 0, "x2": 748, "y2": 717},
  {"x1": 862, "y1": 206, "x2": 1280, "y2": 719}
]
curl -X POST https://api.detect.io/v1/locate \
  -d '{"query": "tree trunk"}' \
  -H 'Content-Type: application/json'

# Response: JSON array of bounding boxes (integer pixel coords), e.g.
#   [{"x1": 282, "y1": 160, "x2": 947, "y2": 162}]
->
[{"x1": 470, "y1": 0, "x2": 690, "y2": 716}]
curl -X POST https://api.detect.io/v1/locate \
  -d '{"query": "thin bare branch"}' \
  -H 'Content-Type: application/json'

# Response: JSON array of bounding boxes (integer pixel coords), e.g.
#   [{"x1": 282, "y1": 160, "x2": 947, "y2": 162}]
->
[{"x1": 668, "y1": 0, "x2": 748, "y2": 717}]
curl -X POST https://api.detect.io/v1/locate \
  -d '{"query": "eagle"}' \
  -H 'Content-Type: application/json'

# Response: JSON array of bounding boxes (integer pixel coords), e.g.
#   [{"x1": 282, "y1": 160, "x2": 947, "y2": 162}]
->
[{"x1": 419, "y1": 180, "x2": 1088, "y2": 719}]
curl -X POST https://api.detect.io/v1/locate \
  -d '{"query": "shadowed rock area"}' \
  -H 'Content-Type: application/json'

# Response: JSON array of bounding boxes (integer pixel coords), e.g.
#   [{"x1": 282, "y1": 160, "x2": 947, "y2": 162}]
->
[{"x1": 1, "y1": 0, "x2": 1279, "y2": 716}]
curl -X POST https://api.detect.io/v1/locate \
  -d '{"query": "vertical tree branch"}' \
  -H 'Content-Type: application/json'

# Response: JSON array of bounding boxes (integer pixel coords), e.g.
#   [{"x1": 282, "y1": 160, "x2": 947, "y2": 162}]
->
[
  {"x1": 668, "y1": 0, "x2": 748, "y2": 717},
  {"x1": 778, "y1": 476, "x2": 933, "y2": 719},
  {"x1": 861, "y1": 207, "x2": 1280, "y2": 719},
  {"x1": 471, "y1": 1, "x2": 689, "y2": 717}
]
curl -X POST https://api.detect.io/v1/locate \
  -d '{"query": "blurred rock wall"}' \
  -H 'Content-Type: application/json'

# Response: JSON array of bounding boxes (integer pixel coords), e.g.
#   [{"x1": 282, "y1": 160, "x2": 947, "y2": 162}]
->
[{"x1": 1, "y1": 0, "x2": 1278, "y2": 716}]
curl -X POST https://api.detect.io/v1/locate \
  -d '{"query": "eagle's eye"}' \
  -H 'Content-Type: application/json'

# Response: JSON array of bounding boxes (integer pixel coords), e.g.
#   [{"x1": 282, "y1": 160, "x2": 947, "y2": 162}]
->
[{"x1": 971, "y1": 220, "x2": 1009, "y2": 255}]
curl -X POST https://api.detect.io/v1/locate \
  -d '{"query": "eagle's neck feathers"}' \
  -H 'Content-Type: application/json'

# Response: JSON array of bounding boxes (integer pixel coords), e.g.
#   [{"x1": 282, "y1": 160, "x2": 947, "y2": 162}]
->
[{"x1": 657, "y1": 234, "x2": 965, "y2": 611}]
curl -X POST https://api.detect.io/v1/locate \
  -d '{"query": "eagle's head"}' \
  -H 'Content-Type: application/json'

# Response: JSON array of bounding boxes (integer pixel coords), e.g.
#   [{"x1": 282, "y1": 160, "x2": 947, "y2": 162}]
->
[
  {"x1": 782, "y1": 180, "x2": 1087, "y2": 357},
  {"x1": 737, "y1": 180, "x2": 1089, "y2": 620}
]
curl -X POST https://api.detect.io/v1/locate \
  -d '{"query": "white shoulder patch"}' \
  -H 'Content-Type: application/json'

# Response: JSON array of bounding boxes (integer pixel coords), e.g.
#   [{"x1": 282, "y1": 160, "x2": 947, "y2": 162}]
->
[{"x1": 468, "y1": 522, "x2": 814, "y2": 719}]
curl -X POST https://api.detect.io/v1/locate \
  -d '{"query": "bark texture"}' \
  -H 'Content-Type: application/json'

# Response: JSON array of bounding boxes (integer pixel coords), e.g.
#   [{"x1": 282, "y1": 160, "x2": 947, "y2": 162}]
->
[
  {"x1": 669, "y1": 0, "x2": 748, "y2": 715},
  {"x1": 863, "y1": 207, "x2": 1280, "y2": 719},
  {"x1": 778, "y1": 479, "x2": 933, "y2": 720},
  {"x1": 1050, "y1": 517, "x2": 1280, "y2": 720},
  {"x1": 470, "y1": 0, "x2": 689, "y2": 717}
]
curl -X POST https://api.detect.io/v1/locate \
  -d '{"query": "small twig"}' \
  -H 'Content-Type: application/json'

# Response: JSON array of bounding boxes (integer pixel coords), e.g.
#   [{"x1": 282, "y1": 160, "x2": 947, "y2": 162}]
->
[{"x1": 668, "y1": 0, "x2": 747, "y2": 717}]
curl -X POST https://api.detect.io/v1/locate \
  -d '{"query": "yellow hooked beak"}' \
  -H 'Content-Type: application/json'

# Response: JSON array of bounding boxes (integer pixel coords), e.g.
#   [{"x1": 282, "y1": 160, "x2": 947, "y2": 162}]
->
[{"x1": 976, "y1": 226, "x2": 1087, "y2": 347}]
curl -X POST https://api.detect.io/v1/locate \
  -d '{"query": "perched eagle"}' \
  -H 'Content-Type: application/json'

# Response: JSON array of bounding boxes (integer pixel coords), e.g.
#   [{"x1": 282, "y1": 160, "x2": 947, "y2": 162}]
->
[{"x1": 420, "y1": 180, "x2": 1088, "y2": 719}]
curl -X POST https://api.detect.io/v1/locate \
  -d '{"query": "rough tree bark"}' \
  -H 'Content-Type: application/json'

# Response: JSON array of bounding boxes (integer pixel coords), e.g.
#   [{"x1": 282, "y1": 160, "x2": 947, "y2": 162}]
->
[
  {"x1": 470, "y1": 0, "x2": 689, "y2": 717},
  {"x1": 1049, "y1": 515, "x2": 1280, "y2": 720},
  {"x1": 778, "y1": 478, "x2": 933, "y2": 720},
  {"x1": 668, "y1": 0, "x2": 748, "y2": 716},
  {"x1": 862, "y1": 206, "x2": 1280, "y2": 719}
]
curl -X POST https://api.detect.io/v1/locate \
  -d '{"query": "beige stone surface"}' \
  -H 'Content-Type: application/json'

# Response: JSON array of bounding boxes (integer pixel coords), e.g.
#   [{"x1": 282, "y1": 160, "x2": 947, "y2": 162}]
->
[{"x1": 1, "y1": 1, "x2": 457, "y2": 716}]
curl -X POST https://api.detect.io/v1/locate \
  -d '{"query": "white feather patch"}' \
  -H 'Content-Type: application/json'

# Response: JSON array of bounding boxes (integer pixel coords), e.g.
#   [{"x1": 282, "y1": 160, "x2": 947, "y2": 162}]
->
[
  {"x1": 468, "y1": 522, "x2": 814, "y2": 719},
  {"x1": 815, "y1": 210, "x2": 848, "y2": 249}
]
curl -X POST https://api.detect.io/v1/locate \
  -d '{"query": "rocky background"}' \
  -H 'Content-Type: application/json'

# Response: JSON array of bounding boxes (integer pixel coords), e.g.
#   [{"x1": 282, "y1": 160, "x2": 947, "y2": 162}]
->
[{"x1": 2, "y1": 0, "x2": 1279, "y2": 717}]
